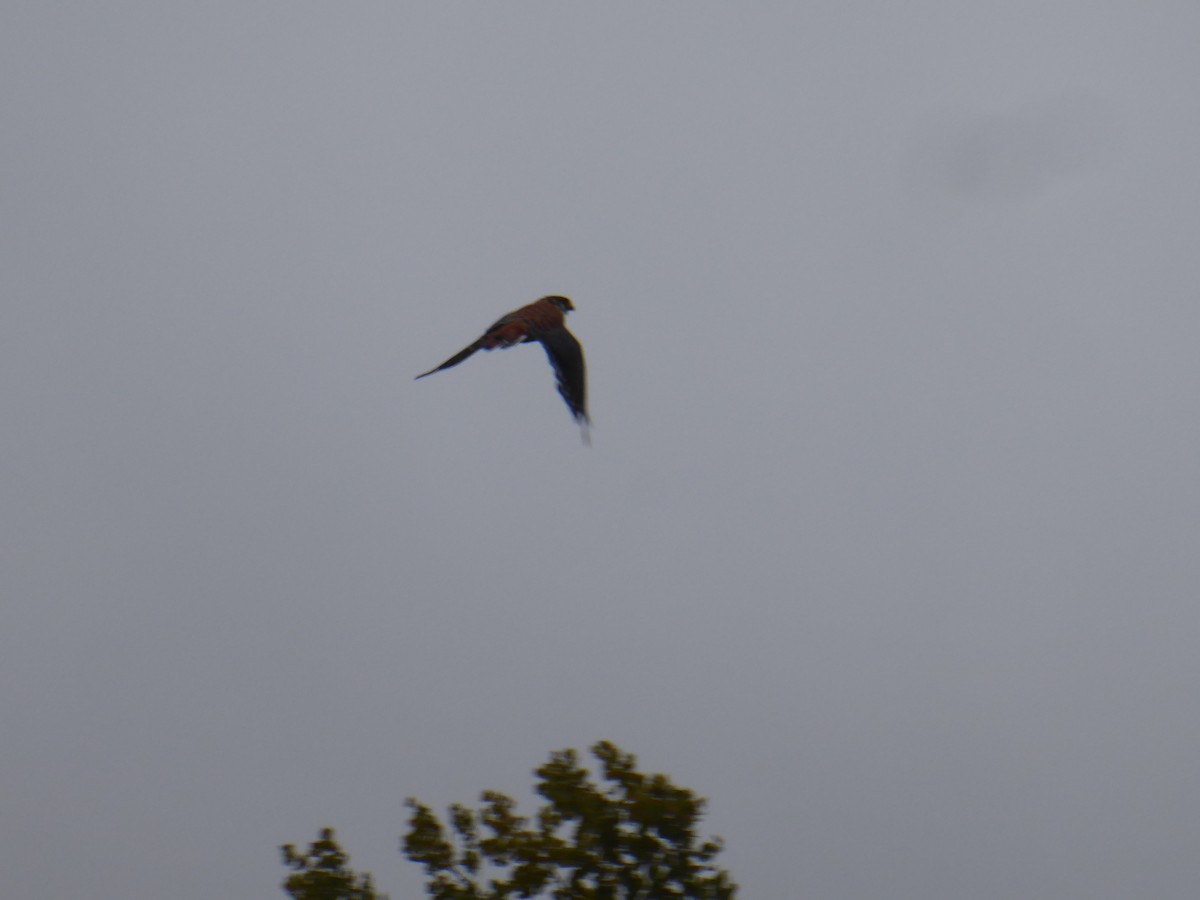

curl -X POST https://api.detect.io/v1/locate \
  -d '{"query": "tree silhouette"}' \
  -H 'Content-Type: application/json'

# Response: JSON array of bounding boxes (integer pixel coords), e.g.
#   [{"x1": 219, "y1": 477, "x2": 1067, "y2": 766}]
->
[
  {"x1": 402, "y1": 740, "x2": 736, "y2": 899},
  {"x1": 281, "y1": 827, "x2": 386, "y2": 900}
]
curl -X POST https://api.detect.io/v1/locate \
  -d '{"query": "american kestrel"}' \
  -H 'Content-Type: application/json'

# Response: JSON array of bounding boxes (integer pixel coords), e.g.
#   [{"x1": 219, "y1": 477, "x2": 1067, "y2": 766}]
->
[{"x1": 416, "y1": 295, "x2": 589, "y2": 443}]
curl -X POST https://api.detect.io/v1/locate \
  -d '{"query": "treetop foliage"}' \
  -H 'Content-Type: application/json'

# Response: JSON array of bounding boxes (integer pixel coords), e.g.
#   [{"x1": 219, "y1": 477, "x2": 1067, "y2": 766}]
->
[
  {"x1": 281, "y1": 827, "x2": 386, "y2": 900},
  {"x1": 402, "y1": 740, "x2": 736, "y2": 899}
]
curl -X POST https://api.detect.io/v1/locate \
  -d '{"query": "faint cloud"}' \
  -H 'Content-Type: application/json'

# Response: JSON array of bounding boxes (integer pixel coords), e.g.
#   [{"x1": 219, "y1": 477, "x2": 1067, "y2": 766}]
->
[{"x1": 907, "y1": 92, "x2": 1116, "y2": 199}]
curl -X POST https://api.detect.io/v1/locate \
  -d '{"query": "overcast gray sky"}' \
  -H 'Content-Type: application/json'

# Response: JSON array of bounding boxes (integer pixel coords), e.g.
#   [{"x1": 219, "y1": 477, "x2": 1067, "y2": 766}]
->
[{"x1": 4, "y1": 3, "x2": 1200, "y2": 898}]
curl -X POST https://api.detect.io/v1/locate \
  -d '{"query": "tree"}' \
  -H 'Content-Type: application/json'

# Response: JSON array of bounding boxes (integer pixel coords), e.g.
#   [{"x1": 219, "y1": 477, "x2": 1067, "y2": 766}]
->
[
  {"x1": 281, "y1": 827, "x2": 387, "y2": 900},
  {"x1": 402, "y1": 740, "x2": 736, "y2": 899}
]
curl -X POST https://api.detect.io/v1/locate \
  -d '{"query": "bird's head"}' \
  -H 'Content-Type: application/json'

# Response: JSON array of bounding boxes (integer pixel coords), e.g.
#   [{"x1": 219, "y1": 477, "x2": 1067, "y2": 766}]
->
[{"x1": 544, "y1": 295, "x2": 575, "y2": 313}]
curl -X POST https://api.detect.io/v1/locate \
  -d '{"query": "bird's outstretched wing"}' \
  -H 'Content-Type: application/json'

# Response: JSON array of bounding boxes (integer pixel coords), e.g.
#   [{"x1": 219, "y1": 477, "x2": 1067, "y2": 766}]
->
[{"x1": 538, "y1": 327, "x2": 589, "y2": 443}]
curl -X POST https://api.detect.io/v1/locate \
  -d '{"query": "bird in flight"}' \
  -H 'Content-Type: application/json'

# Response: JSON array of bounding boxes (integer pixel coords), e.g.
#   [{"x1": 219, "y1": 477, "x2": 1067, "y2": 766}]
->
[{"x1": 416, "y1": 295, "x2": 590, "y2": 443}]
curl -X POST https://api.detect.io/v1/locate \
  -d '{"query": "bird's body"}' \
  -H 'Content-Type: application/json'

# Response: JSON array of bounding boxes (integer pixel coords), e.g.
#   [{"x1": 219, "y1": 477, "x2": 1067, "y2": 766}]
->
[{"x1": 416, "y1": 295, "x2": 589, "y2": 443}]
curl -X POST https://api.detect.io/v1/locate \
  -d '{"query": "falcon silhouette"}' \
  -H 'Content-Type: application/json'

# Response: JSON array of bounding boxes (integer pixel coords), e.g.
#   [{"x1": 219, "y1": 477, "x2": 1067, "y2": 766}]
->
[{"x1": 416, "y1": 295, "x2": 590, "y2": 443}]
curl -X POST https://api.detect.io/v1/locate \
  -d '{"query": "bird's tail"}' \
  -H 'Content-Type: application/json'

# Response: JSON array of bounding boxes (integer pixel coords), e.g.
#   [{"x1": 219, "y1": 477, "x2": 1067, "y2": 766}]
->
[{"x1": 414, "y1": 340, "x2": 483, "y2": 379}]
